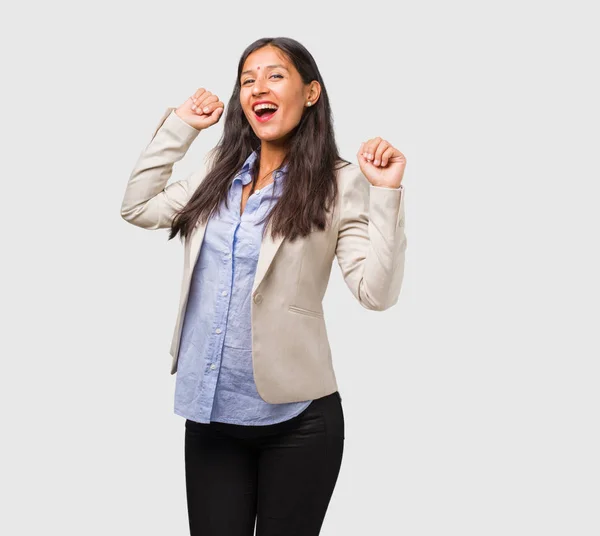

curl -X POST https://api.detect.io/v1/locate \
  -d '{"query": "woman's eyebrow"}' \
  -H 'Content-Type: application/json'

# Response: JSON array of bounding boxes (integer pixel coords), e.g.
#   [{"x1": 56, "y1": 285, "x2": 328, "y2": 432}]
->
[{"x1": 241, "y1": 64, "x2": 289, "y2": 76}]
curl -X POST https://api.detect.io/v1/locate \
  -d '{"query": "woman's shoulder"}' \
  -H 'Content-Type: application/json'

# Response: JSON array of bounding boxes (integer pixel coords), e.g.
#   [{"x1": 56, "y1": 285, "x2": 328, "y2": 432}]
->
[
  {"x1": 334, "y1": 159, "x2": 358, "y2": 178},
  {"x1": 335, "y1": 160, "x2": 367, "y2": 189}
]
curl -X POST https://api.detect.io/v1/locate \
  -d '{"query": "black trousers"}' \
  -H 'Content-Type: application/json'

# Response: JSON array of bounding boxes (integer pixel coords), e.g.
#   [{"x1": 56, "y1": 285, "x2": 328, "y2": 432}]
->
[{"x1": 184, "y1": 391, "x2": 345, "y2": 536}]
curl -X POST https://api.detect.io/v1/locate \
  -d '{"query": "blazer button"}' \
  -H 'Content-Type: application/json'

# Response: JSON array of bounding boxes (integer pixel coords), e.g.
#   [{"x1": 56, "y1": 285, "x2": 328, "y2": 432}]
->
[{"x1": 254, "y1": 293, "x2": 263, "y2": 304}]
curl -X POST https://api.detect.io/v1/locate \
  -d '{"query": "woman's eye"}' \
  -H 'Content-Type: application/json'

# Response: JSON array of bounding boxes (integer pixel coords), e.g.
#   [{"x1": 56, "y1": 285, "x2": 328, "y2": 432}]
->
[{"x1": 242, "y1": 74, "x2": 283, "y2": 85}]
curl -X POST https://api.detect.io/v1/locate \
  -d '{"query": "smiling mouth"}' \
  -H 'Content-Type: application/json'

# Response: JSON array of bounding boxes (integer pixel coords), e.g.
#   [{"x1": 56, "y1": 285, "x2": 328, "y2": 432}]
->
[{"x1": 254, "y1": 108, "x2": 278, "y2": 123}]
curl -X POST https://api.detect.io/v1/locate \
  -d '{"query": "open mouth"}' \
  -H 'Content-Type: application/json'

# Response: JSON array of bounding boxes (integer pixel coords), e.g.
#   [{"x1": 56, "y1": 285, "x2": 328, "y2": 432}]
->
[{"x1": 254, "y1": 107, "x2": 278, "y2": 123}]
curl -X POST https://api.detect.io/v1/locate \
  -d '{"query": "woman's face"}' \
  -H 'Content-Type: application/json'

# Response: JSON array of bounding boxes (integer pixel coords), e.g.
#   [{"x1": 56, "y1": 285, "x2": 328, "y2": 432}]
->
[{"x1": 240, "y1": 46, "x2": 318, "y2": 144}]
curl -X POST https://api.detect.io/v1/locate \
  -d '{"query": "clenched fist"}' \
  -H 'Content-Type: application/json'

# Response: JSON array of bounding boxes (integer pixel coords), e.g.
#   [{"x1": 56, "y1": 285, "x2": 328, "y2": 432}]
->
[
  {"x1": 175, "y1": 88, "x2": 225, "y2": 131},
  {"x1": 357, "y1": 137, "x2": 406, "y2": 189}
]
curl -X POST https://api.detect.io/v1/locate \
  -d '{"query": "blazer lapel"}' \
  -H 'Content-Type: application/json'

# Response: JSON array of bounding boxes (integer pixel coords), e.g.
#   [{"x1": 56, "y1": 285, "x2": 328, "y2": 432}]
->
[{"x1": 253, "y1": 218, "x2": 285, "y2": 293}]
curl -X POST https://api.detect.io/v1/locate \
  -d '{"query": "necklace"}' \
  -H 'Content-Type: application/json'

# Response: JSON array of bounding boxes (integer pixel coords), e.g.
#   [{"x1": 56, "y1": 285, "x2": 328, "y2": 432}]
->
[{"x1": 250, "y1": 167, "x2": 278, "y2": 194}]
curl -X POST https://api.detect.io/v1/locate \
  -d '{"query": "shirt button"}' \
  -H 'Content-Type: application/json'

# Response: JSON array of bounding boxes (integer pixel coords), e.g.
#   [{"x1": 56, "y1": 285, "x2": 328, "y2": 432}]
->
[
  {"x1": 255, "y1": 189, "x2": 261, "y2": 195},
  {"x1": 210, "y1": 364, "x2": 216, "y2": 370},
  {"x1": 215, "y1": 328, "x2": 222, "y2": 334},
  {"x1": 254, "y1": 293, "x2": 263, "y2": 304},
  {"x1": 221, "y1": 290, "x2": 228, "y2": 296}
]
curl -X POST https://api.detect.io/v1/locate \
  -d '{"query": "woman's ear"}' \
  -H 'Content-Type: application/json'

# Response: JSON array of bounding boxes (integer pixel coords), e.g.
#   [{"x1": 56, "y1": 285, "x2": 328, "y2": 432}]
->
[{"x1": 307, "y1": 81, "x2": 321, "y2": 105}]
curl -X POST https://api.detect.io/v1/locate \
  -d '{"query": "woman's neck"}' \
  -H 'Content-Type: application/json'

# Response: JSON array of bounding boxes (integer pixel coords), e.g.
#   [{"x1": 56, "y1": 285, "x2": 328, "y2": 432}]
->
[{"x1": 259, "y1": 140, "x2": 287, "y2": 175}]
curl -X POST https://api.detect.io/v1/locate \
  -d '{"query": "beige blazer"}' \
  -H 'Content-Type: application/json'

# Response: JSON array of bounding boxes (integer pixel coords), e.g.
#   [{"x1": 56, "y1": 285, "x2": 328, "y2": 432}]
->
[{"x1": 121, "y1": 107, "x2": 407, "y2": 404}]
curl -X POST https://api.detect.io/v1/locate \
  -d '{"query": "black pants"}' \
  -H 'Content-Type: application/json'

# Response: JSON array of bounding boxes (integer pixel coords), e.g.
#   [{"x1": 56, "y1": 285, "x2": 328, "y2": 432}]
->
[{"x1": 184, "y1": 391, "x2": 345, "y2": 536}]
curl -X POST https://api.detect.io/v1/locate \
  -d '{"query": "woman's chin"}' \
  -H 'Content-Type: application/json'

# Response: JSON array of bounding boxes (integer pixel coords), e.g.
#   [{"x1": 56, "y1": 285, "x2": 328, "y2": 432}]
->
[{"x1": 253, "y1": 129, "x2": 290, "y2": 143}]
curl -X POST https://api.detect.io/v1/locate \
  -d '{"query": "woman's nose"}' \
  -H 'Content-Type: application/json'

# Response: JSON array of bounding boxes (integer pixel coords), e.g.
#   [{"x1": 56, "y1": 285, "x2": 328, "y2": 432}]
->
[{"x1": 252, "y1": 79, "x2": 268, "y2": 95}]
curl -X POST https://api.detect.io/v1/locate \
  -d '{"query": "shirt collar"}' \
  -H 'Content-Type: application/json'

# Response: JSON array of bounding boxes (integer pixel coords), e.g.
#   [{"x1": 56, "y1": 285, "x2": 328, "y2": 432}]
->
[{"x1": 233, "y1": 149, "x2": 289, "y2": 186}]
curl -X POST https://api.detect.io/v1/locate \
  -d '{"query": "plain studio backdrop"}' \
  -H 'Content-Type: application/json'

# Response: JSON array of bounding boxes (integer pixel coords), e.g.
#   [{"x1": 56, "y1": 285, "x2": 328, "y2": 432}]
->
[{"x1": 1, "y1": 1, "x2": 598, "y2": 535}]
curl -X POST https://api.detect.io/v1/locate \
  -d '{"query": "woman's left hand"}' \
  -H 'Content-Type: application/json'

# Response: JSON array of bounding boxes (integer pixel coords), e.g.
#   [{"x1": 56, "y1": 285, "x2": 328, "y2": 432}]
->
[{"x1": 357, "y1": 137, "x2": 406, "y2": 189}]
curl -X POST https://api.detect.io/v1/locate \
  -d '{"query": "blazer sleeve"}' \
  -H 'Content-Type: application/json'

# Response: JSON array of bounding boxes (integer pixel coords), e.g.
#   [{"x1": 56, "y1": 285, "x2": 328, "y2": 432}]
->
[
  {"x1": 335, "y1": 168, "x2": 407, "y2": 311},
  {"x1": 120, "y1": 107, "x2": 203, "y2": 230}
]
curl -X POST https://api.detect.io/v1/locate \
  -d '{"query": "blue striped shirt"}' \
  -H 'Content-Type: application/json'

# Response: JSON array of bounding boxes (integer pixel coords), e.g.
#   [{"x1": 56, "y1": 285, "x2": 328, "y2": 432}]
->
[{"x1": 174, "y1": 149, "x2": 313, "y2": 425}]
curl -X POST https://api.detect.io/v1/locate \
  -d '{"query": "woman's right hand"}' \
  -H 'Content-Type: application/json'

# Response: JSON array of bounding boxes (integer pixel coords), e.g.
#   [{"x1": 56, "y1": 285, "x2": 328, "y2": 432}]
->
[{"x1": 175, "y1": 88, "x2": 225, "y2": 131}]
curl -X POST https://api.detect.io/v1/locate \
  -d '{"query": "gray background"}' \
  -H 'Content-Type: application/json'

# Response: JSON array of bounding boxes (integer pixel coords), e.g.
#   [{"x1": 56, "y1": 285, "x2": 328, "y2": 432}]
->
[{"x1": 2, "y1": 1, "x2": 599, "y2": 534}]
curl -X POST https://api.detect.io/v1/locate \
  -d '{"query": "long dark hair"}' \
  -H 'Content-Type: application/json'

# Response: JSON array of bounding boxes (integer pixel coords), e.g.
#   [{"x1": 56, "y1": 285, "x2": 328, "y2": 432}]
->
[{"x1": 168, "y1": 37, "x2": 352, "y2": 243}]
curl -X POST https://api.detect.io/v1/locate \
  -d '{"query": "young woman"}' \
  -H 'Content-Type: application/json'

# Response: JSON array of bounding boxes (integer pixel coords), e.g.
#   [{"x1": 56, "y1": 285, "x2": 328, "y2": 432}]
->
[{"x1": 121, "y1": 36, "x2": 407, "y2": 536}]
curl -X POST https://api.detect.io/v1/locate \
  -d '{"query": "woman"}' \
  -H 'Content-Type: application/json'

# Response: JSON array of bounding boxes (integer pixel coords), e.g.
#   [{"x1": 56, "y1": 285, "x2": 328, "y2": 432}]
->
[{"x1": 121, "y1": 37, "x2": 407, "y2": 536}]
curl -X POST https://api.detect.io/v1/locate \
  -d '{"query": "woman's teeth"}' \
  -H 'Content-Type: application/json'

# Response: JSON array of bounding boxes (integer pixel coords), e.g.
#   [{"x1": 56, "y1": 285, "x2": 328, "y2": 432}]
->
[{"x1": 254, "y1": 104, "x2": 278, "y2": 112}]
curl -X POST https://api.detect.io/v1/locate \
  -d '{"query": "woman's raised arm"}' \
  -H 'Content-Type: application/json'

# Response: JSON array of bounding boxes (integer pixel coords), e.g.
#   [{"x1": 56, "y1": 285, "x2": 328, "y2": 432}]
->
[
  {"x1": 120, "y1": 108, "x2": 202, "y2": 230},
  {"x1": 335, "y1": 138, "x2": 407, "y2": 310},
  {"x1": 120, "y1": 89, "x2": 225, "y2": 230}
]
